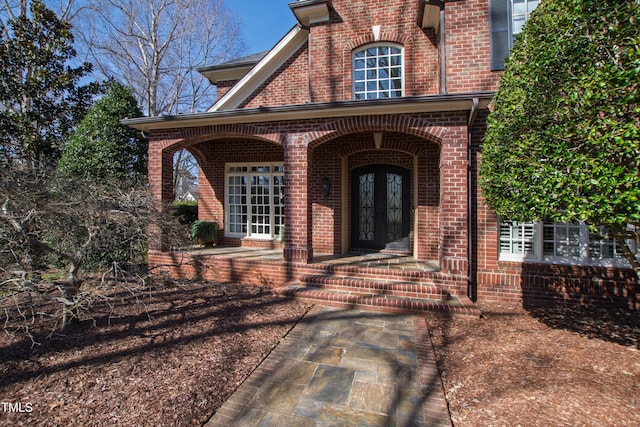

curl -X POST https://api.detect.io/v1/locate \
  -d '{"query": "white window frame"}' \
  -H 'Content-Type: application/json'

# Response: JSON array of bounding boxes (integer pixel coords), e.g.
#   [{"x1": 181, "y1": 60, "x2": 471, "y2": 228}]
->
[
  {"x1": 498, "y1": 221, "x2": 536, "y2": 261},
  {"x1": 490, "y1": 0, "x2": 540, "y2": 70},
  {"x1": 511, "y1": 0, "x2": 540, "y2": 41},
  {"x1": 352, "y1": 43, "x2": 404, "y2": 100},
  {"x1": 499, "y1": 221, "x2": 639, "y2": 268},
  {"x1": 224, "y1": 163, "x2": 284, "y2": 240}
]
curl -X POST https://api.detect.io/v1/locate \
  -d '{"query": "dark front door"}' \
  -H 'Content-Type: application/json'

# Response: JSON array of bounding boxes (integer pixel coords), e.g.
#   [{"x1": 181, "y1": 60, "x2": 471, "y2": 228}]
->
[{"x1": 351, "y1": 165, "x2": 410, "y2": 250}]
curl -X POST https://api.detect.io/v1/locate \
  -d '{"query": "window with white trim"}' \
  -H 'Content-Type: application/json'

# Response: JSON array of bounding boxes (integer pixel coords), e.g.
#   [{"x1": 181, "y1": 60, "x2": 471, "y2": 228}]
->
[
  {"x1": 490, "y1": 0, "x2": 540, "y2": 70},
  {"x1": 499, "y1": 221, "x2": 640, "y2": 266},
  {"x1": 225, "y1": 163, "x2": 284, "y2": 239},
  {"x1": 499, "y1": 221, "x2": 535, "y2": 257},
  {"x1": 353, "y1": 44, "x2": 403, "y2": 100}
]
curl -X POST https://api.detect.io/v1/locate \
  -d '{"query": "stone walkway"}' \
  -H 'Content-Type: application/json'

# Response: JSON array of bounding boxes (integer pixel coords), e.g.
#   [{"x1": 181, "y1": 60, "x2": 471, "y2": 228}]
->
[{"x1": 205, "y1": 306, "x2": 451, "y2": 426}]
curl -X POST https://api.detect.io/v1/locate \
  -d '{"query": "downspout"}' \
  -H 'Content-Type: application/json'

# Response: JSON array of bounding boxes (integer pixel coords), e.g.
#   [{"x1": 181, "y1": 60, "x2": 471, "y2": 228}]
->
[
  {"x1": 439, "y1": 4, "x2": 446, "y2": 94},
  {"x1": 303, "y1": 25, "x2": 312, "y2": 103},
  {"x1": 300, "y1": 24, "x2": 312, "y2": 104},
  {"x1": 467, "y1": 97, "x2": 479, "y2": 301}
]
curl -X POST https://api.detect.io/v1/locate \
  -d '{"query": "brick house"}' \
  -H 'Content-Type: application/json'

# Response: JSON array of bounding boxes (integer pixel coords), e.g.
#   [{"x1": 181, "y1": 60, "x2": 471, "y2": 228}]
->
[{"x1": 125, "y1": 0, "x2": 637, "y2": 313}]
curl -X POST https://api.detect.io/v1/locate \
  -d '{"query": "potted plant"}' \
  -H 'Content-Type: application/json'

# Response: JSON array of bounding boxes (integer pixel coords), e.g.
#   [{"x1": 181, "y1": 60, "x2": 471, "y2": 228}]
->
[{"x1": 190, "y1": 220, "x2": 220, "y2": 247}]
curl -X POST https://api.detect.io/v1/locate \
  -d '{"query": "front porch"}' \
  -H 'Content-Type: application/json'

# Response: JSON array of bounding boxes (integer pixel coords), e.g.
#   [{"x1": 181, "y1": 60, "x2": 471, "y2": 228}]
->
[{"x1": 150, "y1": 246, "x2": 480, "y2": 317}]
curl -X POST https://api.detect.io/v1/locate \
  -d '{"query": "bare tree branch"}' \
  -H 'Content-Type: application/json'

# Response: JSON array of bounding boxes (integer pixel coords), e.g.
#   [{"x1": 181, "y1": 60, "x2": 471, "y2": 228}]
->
[{"x1": 77, "y1": 0, "x2": 243, "y2": 116}]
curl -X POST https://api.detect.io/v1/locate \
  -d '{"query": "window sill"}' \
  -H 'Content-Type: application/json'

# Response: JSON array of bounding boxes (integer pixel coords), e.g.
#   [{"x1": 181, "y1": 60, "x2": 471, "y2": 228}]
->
[{"x1": 498, "y1": 255, "x2": 632, "y2": 269}]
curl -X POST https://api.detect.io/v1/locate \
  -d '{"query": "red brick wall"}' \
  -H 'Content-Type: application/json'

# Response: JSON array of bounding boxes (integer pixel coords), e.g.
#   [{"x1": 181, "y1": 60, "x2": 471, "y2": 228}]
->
[
  {"x1": 231, "y1": 0, "x2": 441, "y2": 107},
  {"x1": 241, "y1": 43, "x2": 311, "y2": 109},
  {"x1": 310, "y1": 139, "x2": 342, "y2": 255},
  {"x1": 223, "y1": 0, "x2": 501, "y2": 107},
  {"x1": 215, "y1": 81, "x2": 236, "y2": 101},
  {"x1": 307, "y1": 0, "x2": 440, "y2": 102},
  {"x1": 445, "y1": 0, "x2": 502, "y2": 93}
]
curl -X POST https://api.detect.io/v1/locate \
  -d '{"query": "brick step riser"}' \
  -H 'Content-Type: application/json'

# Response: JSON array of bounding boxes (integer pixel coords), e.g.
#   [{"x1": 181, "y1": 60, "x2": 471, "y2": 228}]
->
[
  {"x1": 300, "y1": 264, "x2": 446, "y2": 284},
  {"x1": 278, "y1": 288, "x2": 477, "y2": 317},
  {"x1": 301, "y1": 276, "x2": 449, "y2": 301}
]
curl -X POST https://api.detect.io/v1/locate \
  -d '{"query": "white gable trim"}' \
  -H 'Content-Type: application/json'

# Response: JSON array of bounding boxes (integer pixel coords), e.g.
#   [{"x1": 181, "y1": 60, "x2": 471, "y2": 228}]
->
[{"x1": 208, "y1": 26, "x2": 309, "y2": 112}]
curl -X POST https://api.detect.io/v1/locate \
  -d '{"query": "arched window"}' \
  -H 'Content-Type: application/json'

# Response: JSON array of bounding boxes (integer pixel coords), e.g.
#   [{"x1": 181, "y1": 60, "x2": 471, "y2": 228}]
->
[{"x1": 353, "y1": 44, "x2": 404, "y2": 100}]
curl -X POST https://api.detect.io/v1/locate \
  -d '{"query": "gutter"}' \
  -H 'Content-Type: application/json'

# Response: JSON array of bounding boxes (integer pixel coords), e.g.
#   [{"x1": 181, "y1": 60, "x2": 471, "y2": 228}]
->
[{"x1": 122, "y1": 92, "x2": 494, "y2": 131}]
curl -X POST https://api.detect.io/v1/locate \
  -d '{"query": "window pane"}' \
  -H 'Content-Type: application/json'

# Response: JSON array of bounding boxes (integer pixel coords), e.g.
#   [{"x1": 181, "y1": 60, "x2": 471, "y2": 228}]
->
[
  {"x1": 513, "y1": 16, "x2": 525, "y2": 35},
  {"x1": 543, "y1": 223, "x2": 581, "y2": 258},
  {"x1": 513, "y1": 0, "x2": 526, "y2": 16},
  {"x1": 226, "y1": 164, "x2": 283, "y2": 238},
  {"x1": 499, "y1": 222, "x2": 535, "y2": 256},
  {"x1": 353, "y1": 44, "x2": 403, "y2": 100},
  {"x1": 589, "y1": 227, "x2": 621, "y2": 260}
]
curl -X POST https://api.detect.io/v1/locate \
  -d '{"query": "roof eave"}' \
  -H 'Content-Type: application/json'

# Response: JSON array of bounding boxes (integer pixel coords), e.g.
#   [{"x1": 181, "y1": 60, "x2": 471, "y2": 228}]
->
[
  {"x1": 197, "y1": 64, "x2": 256, "y2": 84},
  {"x1": 122, "y1": 92, "x2": 495, "y2": 132},
  {"x1": 196, "y1": 51, "x2": 269, "y2": 84},
  {"x1": 208, "y1": 25, "x2": 308, "y2": 112}
]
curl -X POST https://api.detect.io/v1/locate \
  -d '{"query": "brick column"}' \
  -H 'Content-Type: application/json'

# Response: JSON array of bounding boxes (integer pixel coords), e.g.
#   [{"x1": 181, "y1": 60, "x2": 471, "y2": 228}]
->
[
  {"x1": 148, "y1": 142, "x2": 174, "y2": 251},
  {"x1": 283, "y1": 138, "x2": 313, "y2": 263},
  {"x1": 439, "y1": 125, "x2": 469, "y2": 275}
]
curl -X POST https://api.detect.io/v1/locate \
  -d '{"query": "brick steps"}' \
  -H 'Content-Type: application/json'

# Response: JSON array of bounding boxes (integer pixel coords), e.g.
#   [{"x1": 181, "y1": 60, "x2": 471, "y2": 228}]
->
[
  {"x1": 276, "y1": 274, "x2": 481, "y2": 318},
  {"x1": 301, "y1": 274, "x2": 450, "y2": 301}
]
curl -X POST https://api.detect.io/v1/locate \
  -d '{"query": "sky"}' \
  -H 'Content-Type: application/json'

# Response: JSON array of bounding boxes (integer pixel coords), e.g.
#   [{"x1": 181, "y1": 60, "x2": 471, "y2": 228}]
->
[{"x1": 226, "y1": 1, "x2": 298, "y2": 54}]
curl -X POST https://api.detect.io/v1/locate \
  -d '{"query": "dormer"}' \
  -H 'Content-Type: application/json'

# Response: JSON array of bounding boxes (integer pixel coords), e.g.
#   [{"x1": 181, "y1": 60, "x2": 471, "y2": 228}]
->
[{"x1": 197, "y1": 51, "x2": 267, "y2": 86}]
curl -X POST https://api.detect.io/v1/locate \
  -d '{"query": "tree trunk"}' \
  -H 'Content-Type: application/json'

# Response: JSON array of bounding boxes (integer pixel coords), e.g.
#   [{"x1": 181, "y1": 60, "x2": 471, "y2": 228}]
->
[{"x1": 59, "y1": 263, "x2": 83, "y2": 330}]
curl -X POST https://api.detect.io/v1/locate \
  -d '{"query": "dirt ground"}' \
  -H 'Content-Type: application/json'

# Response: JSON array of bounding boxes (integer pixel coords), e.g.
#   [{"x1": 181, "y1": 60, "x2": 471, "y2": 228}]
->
[
  {"x1": 427, "y1": 302, "x2": 640, "y2": 427},
  {"x1": 1, "y1": 281, "x2": 639, "y2": 426},
  {"x1": 0, "y1": 281, "x2": 310, "y2": 426}
]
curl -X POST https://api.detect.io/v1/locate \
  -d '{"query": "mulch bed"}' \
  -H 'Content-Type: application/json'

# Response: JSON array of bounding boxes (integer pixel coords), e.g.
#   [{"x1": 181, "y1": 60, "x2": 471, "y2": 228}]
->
[
  {"x1": 0, "y1": 281, "x2": 310, "y2": 426},
  {"x1": 427, "y1": 302, "x2": 640, "y2": 426},
  {"x1": 2, "y1": 281, "x2": 639, "y2": 426}
]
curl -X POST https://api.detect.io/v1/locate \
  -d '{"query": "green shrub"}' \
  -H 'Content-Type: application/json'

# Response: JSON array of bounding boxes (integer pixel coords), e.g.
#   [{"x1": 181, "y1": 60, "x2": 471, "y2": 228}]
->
[
  {"x1": 190, "y1": 220, "x2": 220, "y2": 246},
  {"x1": 173, "y1": 201, "x2": 198, "y2": 225}
]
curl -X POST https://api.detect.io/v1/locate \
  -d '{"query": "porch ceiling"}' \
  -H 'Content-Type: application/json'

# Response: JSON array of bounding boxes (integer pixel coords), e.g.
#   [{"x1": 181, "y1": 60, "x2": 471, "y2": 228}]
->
[{"x1": 122, "y1": 92, "x2": 494, "y2": 132}]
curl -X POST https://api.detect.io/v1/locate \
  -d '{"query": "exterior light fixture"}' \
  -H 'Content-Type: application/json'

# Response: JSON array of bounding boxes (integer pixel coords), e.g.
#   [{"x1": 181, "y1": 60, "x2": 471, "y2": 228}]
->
[{"x1": 321, "y1": 177, "x2": 331, "y2": 197}]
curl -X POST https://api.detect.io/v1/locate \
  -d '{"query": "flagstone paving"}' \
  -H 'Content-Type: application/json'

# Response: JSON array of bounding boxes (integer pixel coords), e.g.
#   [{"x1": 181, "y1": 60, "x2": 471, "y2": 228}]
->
[{"x1": 205, "y1": 306, "x2": 452, "y2": 427}]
